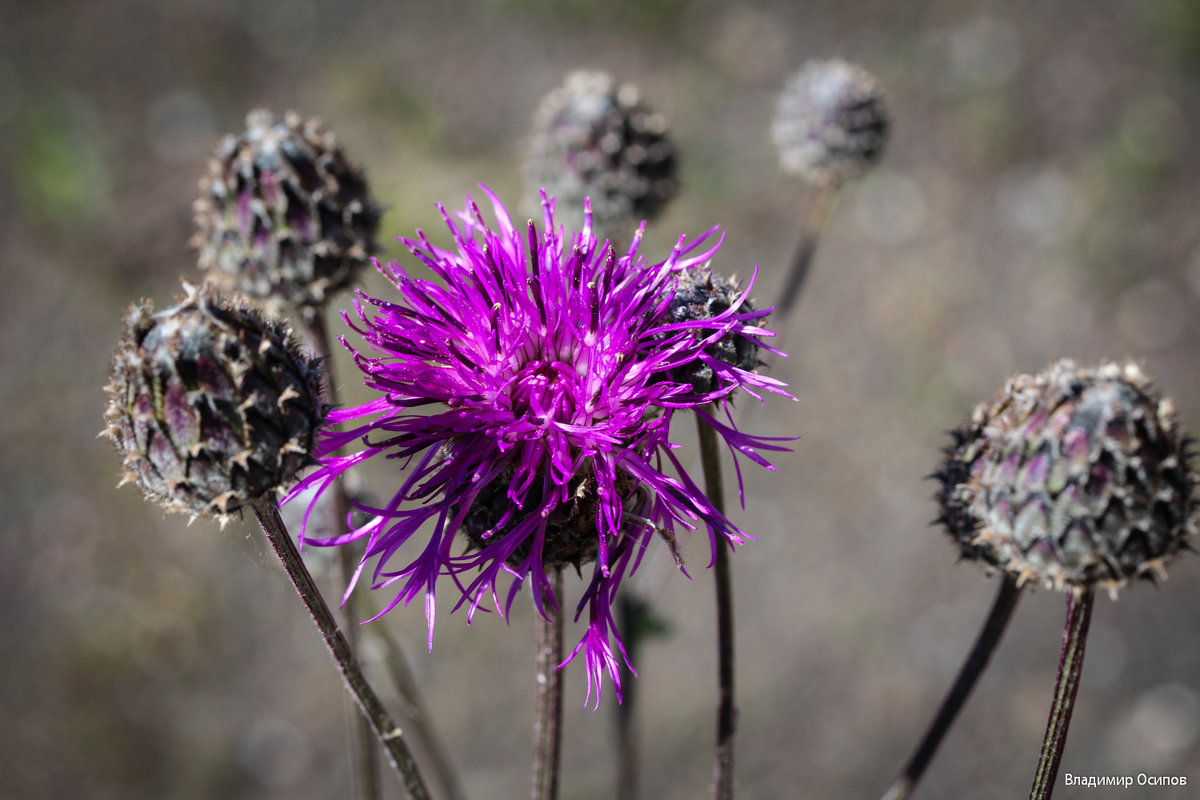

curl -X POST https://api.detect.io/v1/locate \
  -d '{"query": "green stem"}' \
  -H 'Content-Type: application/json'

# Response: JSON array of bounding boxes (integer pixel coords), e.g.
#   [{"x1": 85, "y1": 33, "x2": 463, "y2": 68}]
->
[
  {"x1": 1029, "y1": 590, "x2": 1095, "y2": 800},
  {"x1": 532, "y1": 567, "x2": 565, "y2": 800},
  {"x1": 251, "y1": 500, "x2": 432, "y2": 800},
  {"x1": 881, "y1": 576, "x2": 1023, "y2": 800},
  {"x1": 696, "y1": 411, "x2": 735, "y2": 800}
]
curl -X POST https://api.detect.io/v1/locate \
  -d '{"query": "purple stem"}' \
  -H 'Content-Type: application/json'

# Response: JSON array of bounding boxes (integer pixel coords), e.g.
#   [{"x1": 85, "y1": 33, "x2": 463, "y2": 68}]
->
[{"x1": 1029, "y1": 590, "x2": 1095, "y2": 800}]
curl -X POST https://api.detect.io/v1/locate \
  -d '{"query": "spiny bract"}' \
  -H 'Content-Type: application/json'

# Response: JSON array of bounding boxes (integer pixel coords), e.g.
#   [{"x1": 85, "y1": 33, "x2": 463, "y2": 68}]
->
[
  {"x1": 934, "y1": 359, "x2": 1197, "y2": 595},
  {"x1": 665, "y1": 267, "x2": 765, "y2": 395},
  {"x1": 523, "y1": 71, "x2": 678, "y2": 245},
  {"x1": 193, "y1": 109, "x2": 382, "y2": 313},
  {"x1": 103, "y1": 284, "x2": 325, "y2": 521}
]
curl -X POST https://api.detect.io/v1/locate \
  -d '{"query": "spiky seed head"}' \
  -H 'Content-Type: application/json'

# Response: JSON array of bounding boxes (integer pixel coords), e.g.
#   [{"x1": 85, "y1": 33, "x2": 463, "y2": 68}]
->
[
  {"x1": 523, "y1": 70, "x2": 678, "y2": 244},
  {"x1": 103, "y1": 283, "x2": 326, "y2": 522},
  {"x1": 665, "y1": 268, "x2": 763, "y2": 395},
  {"x1": 935, "y1": 359, "x2": 1197, "y2": 595},
  {"x1": 772, "y1": 59, "x2": 889, "y2": 187},
  {"x1": 193, "y1": 109, "x2": 382, "y2": 314}
]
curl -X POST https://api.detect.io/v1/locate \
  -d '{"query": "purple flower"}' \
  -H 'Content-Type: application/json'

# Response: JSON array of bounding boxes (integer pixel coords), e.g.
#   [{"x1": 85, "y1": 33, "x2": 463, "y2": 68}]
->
[{"x1": 285, "y1": 187, "x2": 791, "y2": 704}]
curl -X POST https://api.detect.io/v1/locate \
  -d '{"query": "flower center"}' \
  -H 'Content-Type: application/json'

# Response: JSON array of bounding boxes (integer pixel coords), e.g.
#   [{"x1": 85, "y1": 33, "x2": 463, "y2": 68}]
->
[{"x1": 509, "y1": 359, "x2": 580, "y2": 422}]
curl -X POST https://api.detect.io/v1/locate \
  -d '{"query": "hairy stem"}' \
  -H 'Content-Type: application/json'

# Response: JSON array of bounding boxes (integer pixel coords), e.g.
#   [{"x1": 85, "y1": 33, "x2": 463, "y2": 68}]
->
[
  {"x1": 881, "y1": 576, "x2": 1023, "y2": 800},
  {"x1": 251, "y1": 500, "x2": 431, "y2": 799},
  {"x1": 1029, "y1": 590, "x2": 1095, "y2": 800},
  {"x1": 696, "y1": 412, "x2": 735, "y2": 800},
  {"x1": 532, "y1": 568, "x2": 565, "y2": 800},
  {"x1": 775, "y1": 183, "x2": 839, "y2": 320}
]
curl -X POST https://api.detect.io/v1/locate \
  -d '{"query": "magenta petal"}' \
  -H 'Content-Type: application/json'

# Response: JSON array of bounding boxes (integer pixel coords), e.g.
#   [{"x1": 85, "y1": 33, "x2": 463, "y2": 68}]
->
[{"x1": 281, "y1": 186, "x2": 792, "y2": 703}]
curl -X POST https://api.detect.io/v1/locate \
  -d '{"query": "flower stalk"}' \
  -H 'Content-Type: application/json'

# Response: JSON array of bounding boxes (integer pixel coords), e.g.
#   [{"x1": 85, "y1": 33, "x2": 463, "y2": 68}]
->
[
  {"x1": 251, "y1": 499, "x2": 431, "y2": 800},
  {"x1": 696, "y1": 411, "x2": 735, "y2": 800},
  {"x1": 1029, "y1": 590, "x2": 1095, "y2": 800},
  {"x1": 881, "y1": 576, "x2": 1023, "y2": 800},
  {"x1": 775, "y1": 183, "x2": 840, "y2": 319},
  {"x1": 532, "y1": 568, "x2": 565, "y2": 800}
]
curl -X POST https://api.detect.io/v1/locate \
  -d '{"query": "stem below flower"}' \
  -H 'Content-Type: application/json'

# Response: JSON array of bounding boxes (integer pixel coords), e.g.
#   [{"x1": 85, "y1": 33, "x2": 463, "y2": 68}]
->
[
  {"x1": 1029, "y1": 590, "x2": 1095, "y2": 800},
  {"x1": 532, "y1": 568, "x2": 565, "y2": 800},
  {"x1": 775, "y1": 183, "x2": 840, "y2": 320},
  {"x1": 881, "y1": 576, "x2": 1023, "y2": 800},
  {"x1": 696, "y1": 411, "x2": 735, "y2": 800},
  {"x1": 251, "y1": 500, "x2": 431, "y2": 800}
]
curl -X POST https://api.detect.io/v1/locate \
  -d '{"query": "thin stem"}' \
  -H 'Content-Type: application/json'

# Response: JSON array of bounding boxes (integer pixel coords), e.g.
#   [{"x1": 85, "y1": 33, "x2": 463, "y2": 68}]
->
[
  {"x1": 774, "y1": 183, "x2": 840, "y2": 321},
  {"x1": 881, "y1": 576, "x2": 1023, "y2": 800},
  {"x1": 300, "y1": 306, "x2": 379, "y2": 800},
  {"x1": 1029, "y1": 590, "x2": 1095, "y2": 800},
  {"x1": 251, "y1": 500, "x2": 432, "y2": 800},
  {"x1": 696, "y1": 411, "x2": 734, "y2": 800},
  {"x1": 532, "y1": 567, "x2": 565, "y2": 800}
]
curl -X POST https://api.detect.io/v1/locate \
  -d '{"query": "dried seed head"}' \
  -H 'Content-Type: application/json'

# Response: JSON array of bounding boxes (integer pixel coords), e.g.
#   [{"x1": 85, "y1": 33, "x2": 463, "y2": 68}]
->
[
  {"x1": 193, "y1": 109, "x2": 382, "y2": 313},
  {"x1": 523, "y1": 70, "x2": 678, "y2": 244},
  {"x1": 935, "y1": 359, "x2": 1197, "y2": 595},
  {"x1": 103, "y1": 284, "x2": 325, "y2": 522},
  {"x1": 772, "y1": 59, "x2": 889, "y2": 187},
  {"x1": 665, "y1": 268, "x2": 762, "y2": 395}
]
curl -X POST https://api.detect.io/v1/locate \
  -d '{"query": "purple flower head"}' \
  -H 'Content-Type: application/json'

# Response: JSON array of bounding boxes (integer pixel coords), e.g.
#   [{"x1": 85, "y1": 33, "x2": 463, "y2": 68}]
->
[{"x1": 285, "y1": 186, "x2": 791, "y2": 705}]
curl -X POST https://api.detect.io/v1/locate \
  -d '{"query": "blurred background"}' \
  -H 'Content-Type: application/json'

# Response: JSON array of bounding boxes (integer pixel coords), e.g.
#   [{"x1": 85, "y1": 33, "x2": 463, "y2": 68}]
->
[{"x1": 3, "y1": 0, "x2": 1200, "y2": 797}]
